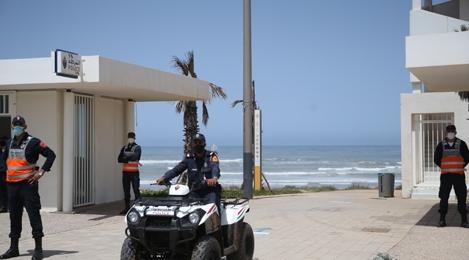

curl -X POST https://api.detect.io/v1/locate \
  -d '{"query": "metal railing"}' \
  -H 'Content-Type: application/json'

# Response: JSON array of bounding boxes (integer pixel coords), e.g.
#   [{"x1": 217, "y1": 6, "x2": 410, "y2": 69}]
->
[
  {"x1": 416, "y1": 113, "x2": 453, "y2": 185},
  {"x1": 73, "y1": 95, "x2": 95, "y2": 207}
]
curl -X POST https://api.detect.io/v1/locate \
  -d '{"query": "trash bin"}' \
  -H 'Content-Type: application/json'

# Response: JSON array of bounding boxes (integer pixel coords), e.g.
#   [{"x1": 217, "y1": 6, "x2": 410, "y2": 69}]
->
[{"x1": 378, "y1": 173, "x2": 395, "y2": 198}]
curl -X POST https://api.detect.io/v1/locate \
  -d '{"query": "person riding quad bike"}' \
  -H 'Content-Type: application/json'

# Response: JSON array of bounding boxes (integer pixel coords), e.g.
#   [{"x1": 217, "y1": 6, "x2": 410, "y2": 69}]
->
[
  {"x1": 156, "y1": 133, "x2": 221, "y2": 209},
  {"x1": 120, "y1": 134, "x2": 255, "y2": 259}
]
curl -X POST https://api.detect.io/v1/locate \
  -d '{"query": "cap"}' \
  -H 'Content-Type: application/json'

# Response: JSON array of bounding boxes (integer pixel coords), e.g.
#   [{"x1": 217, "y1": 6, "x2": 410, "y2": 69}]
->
[
  {"x1": 127, "y1": 132, "x2": 136, "y2": 138},
  {"x1": 193, "y1": 133, "x2": 206, "y2": 143},
  {"x1": 446, "y1": 125, "x2": 457, "y2": 132},
  {"x1": 12, "y1": 116, "x2": 26, "y2": 127}
]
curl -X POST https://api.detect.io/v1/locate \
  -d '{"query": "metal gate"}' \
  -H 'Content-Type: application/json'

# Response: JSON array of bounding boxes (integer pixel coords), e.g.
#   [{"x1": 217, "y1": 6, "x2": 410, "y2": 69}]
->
[
  {"x1": 0, "y1": 92, "x2": 16, "y2": 140},
  {"x1": 415, "y1": 113, "x2": 454, "y2": 185},
  {"x1": 73, "y1": 95, "x2": 95, "y2": 207}
]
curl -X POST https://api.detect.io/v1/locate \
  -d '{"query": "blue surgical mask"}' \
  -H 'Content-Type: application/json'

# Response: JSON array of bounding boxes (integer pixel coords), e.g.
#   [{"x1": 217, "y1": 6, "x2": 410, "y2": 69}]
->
[{"x1": 12, "y1": 126, "x2": 24, "y2": 137}]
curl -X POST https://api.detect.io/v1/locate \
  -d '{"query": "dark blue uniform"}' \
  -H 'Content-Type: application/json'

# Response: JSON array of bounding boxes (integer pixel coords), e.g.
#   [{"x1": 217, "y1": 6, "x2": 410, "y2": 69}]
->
[
  {"x1": 164, "y1": 150, "x2": 221, "y2": 204},
  {"x1": 3, "y1": 133, "x2": 56, "y2": 240},
  {"x1": 118, "y1": 143, "x2": 142, "y2": 205}
]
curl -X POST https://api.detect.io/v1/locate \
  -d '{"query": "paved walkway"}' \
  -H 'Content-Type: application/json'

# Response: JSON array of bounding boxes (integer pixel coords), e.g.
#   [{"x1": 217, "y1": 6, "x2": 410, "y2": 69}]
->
[{"x1": 0, "y1": 190, "x2": 465, "y2": 259}]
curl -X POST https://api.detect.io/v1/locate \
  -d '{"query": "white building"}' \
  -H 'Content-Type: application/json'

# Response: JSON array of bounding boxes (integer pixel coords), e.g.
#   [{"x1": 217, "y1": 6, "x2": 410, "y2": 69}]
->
[
  {"x1": 0, "y1": 52, "x2": 209, "y2": 212},
  {"x1": 401, "y1": 0, "x2": 469, "y2": 198}
]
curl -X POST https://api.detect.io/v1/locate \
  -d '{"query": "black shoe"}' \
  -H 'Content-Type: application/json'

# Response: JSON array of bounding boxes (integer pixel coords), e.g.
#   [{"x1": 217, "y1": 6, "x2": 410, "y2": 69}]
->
[
  {"x1": 0, "y1": 248, "x2": 19, "y2": 259},
  {"x1": 0, "y1": 207, "x2": 7, "y2": 213},
  {"x1": 31, "y1": 249, "x2": 43, "y2": 260},
  {"x1": 438, "y1": 220, "x2": 447, "y2": 227},
  {"x1": 461, "y1": 221, "x2": 469, "y2": 228}
]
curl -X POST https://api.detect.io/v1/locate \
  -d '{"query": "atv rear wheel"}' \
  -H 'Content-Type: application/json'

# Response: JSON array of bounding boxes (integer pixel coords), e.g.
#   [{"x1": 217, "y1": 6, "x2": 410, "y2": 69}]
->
[
  {"x1": 191, "y1": 235, "x2": 222, "y2": 260},
  {"x1": 120, "y1": 237, "x2": 140, "y2": 260},
  {"x1": 227, "y1": 223, "x2": 255, "y2": 260}
]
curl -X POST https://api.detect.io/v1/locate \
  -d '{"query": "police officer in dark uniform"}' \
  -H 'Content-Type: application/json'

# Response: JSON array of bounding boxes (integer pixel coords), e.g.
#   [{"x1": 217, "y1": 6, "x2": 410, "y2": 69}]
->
[
  {"x1": 156, "y1": 133, "x2": 221, "y2": 206},
  {"x1": 434, "y1": 125, "x2": 469, "y2": 228},
  {"x1": 0, "y1": 116, "x2": 56, "y2": 260},
  {"x1": 0, "y1": 138, "x2": 8, "y2": 213},
  {"x1": 117, "y1": 132, "x2": 142, "y2": 214}
]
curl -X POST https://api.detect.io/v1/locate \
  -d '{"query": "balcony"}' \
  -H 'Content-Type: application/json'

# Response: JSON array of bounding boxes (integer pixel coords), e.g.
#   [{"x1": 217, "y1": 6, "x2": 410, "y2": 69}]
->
[{"x1": 406, "y1": 30, "x2": 469, "y2": 92}]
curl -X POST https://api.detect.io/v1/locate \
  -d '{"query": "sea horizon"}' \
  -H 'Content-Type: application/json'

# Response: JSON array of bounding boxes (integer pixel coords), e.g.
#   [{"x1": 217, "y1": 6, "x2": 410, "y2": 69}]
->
[{"x1": 138, "y1": 145, "x2": 402, "y2": 189}]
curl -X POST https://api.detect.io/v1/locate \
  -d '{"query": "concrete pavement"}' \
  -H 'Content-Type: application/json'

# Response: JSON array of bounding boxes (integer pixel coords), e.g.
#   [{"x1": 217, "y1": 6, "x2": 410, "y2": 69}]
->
[{"x1": 0, "y1": 190, "x2": 465, "y2": 259}]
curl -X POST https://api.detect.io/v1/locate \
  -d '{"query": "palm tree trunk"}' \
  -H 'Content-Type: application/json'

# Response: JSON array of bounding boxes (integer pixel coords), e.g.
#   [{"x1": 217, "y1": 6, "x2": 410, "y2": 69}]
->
[{"x1": 183, "y1": 101, "x2": 199, "y2": 155}]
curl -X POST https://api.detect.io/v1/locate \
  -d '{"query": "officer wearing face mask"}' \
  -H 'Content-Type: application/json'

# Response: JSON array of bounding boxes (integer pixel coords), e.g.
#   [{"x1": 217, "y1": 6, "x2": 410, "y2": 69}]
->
[
  {"x1": 434, "y1": 125, "x2": 469, "y2": 228},
  {"x1": 117, "y1": 132, "x2": 142, "y2": 215},
  {"x1": 156, "y1": 133, "x2": 221, "y2": 206},
  {"x1": 0, "y1": 116, "x2": 56, "y2": 260}
]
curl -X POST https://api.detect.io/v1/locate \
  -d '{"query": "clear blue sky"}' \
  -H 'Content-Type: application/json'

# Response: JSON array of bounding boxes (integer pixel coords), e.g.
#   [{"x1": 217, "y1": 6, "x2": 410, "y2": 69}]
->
[{"x1": 0, "y1": 0, "x2": 410, "y2": 146}]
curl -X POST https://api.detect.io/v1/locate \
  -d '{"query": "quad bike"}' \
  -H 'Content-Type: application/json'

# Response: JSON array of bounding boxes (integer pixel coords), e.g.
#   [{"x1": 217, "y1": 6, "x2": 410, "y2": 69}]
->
[{"x1": 120, "y1": 174, "x2": 254, "y2": 260}]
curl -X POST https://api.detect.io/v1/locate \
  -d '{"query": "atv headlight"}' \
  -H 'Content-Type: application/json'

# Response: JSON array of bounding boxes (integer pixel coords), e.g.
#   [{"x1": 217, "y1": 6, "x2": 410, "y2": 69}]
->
[
  {"x1": 127, "y1": 211, "x2": 140, "y2": 224},
  {"x1": 189, "y1": 212, "x2": 200, "y2": 225}
]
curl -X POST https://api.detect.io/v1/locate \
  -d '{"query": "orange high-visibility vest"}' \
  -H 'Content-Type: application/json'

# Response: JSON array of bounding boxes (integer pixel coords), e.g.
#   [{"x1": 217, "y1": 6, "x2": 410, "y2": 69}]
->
[
  {"x1": 122, "y1": 145, "x2": 139, "y2": 173},
  {"x1": 441, "y1": 139, "x2": 466, "y2": 175},
  {"x1": 123, "y1": 161, "x2": 139, "y2": 173},
  {"x1": 6, "y1": 137, "x2": 37, "y2": 182}
]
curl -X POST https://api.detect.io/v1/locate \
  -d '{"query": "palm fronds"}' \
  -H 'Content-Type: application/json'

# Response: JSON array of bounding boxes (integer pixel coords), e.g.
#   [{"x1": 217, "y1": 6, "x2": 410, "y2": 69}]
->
[{"x1": 458, "y1": 92, "x2": 469, "y2": 102}]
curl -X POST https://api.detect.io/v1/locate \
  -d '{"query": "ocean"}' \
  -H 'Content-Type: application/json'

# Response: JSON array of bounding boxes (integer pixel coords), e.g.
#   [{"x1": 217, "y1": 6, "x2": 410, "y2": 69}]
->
[{"x1": 138, "y1": 145, "x2": 401, "y2": 189}]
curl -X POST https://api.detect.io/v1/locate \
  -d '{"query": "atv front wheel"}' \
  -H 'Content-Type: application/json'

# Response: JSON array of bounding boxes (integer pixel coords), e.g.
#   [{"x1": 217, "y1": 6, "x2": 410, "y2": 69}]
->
[
  {"x1": 227, "y1": 223, "x2": 255, "y2": 260},
  {"x1": 191, "y1": 236, "x2": 222, "y2": 260},
  {"x1": 120, "y1": 237, "x2": 140, "y2": 260}
]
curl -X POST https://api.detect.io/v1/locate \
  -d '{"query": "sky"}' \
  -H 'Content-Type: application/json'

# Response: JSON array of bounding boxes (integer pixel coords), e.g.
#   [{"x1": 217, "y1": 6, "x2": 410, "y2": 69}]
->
[{"x1": 0, "y1": 0, "x2": 411, "y2": 146}]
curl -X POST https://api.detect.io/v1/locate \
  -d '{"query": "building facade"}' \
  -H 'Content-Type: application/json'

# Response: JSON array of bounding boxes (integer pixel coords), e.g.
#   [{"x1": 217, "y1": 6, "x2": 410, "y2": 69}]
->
[
  {"x1": 0, "y1": 53, "x2": 209, "y2": 212},
  {"x1": 401, "y1": 0, "x2": 469, "y2": 198}
]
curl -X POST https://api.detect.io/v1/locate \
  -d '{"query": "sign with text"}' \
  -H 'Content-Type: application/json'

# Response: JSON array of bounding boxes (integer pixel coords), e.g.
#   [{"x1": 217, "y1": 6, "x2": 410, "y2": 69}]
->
[
  {"x1": 254, "y1": 109, "x2": 262, "y2": 166},
  {"x1": 54, "y1": 49, "x2": 81, "y2": 78}
]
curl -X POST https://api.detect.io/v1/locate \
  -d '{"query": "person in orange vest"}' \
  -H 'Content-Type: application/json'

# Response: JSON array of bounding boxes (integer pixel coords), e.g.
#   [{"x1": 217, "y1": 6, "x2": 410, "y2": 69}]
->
[
  {"x1": 117, "y1": 132, "x2": 141, "y2": 215},
  {"x1": 0, "y1": 116, "x2": 56, "y2": 260},
  {"x1": 434, "y1": 124, "x2": 469, "y2": 228}
]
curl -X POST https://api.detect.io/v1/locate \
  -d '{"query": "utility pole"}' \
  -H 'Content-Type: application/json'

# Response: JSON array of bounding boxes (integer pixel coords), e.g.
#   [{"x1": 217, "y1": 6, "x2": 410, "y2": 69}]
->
[{"x1": 243, "y1": 0, "x2": 253, "y2": 199}]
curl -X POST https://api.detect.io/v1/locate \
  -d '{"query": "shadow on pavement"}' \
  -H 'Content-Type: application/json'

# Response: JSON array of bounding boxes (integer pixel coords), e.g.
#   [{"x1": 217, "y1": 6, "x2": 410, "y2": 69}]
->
[
  {"x1": 416, "y1": 203, "x2": 465, "y2": 227},
  {"x1": 71, "y1": 200, "x2": 124, "y2": 221},
  {"x1": 26, "y1": 249, "x2": 79, "y2": 258}
]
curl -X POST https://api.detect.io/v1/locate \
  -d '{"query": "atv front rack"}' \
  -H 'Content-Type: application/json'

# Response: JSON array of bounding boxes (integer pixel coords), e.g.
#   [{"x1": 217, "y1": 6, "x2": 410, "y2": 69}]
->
[
  {"x1": 221, "y1": 198, "x2": 249, "y2": 207},
  {"x1": 136, "y1": 196, "x2": 208, "y2": 207}
]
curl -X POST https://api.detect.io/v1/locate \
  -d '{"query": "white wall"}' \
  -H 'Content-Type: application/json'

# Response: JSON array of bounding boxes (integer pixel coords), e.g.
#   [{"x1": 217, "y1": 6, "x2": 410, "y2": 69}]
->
[
  {"x1": 410, "y1": 9, "x2": 469, "y2": 35},
  {"x1": 94, "y1": 97, "x2": 126, "y2": 204},
  {"x1": 401, "y1": 92, "x2": 469, "y2": 198},
  {"x1": 16, "y1": 90, "x2": 63, "y2": 210}
]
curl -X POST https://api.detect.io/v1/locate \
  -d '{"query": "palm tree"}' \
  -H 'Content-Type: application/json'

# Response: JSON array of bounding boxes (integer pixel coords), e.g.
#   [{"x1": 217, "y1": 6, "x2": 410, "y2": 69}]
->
[
  {"x1": 173, "y1": 51, "x2": 227, "y2": 154},
  {"x1": 458, "y1": 92, "x2": 469, "y2": 102}
]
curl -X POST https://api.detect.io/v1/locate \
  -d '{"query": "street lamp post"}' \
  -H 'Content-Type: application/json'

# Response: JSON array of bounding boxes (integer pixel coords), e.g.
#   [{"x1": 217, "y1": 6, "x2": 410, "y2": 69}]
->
[{"x1": 243, "y1": 0, "x2": 253, "y2": 199}]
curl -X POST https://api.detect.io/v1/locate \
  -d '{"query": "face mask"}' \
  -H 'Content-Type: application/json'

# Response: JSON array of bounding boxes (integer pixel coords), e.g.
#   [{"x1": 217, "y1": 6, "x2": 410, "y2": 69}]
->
[
  {"x1": 193, "y1": 145, "x2": 205, "y2": 154},
  {"x1": 128, "y1": 138, "x2": 135, "y2": 144},
  {"x1": 447, "y1": 133, "x2": 456, "y2": 140},
  {"x1": 12, "y1": 126, "x2": 24, "y2": 137}
]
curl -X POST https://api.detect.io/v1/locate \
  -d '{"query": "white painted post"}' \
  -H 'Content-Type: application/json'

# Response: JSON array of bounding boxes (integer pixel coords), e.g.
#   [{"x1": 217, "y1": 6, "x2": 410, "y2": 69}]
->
[
  {"x1": 412, "y1": 0, "x2": 422, "y2": 10},
  {"x1": 125, "y1": 100, "x2": 135, "y2": 133},
  {"x1": 62, "y1": 92, "x2": 74, "y2": 212}
]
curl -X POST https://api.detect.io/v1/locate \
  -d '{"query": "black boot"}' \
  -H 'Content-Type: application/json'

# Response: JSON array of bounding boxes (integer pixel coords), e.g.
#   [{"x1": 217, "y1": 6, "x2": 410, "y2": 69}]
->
[
  {"x1": 119, "y1": 201, "x2": 130, "y2": 215},
  {"x1": 0, "y1": 238, "x2": 19, "y2": 259},
  {"x1": 438, "y1": 215, "x2": 447, "y2": 227},
  {"x1": 31, "y1": 238, "x2": 43, "y2": 260},
  {"x1": 461, "y1": 214, "x2": 469, "y2": 228}
]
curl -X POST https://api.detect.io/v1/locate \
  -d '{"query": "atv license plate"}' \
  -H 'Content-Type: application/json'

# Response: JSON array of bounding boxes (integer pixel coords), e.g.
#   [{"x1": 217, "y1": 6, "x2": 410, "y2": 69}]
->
[{"x1": 146, "y1": 209, "x2": 174, "y2": 217}]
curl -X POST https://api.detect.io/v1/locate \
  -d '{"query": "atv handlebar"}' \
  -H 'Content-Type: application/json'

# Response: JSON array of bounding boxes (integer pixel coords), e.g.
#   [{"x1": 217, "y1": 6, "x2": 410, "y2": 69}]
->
[{"x1": 150, "y1": 179, "x2": 172, "y2": 187}]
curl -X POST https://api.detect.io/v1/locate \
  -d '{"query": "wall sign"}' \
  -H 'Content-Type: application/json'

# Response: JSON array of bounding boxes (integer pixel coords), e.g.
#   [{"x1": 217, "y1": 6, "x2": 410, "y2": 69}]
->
[{"x1": 54, "y1": 49, "x2": 81, "y2": 78}]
